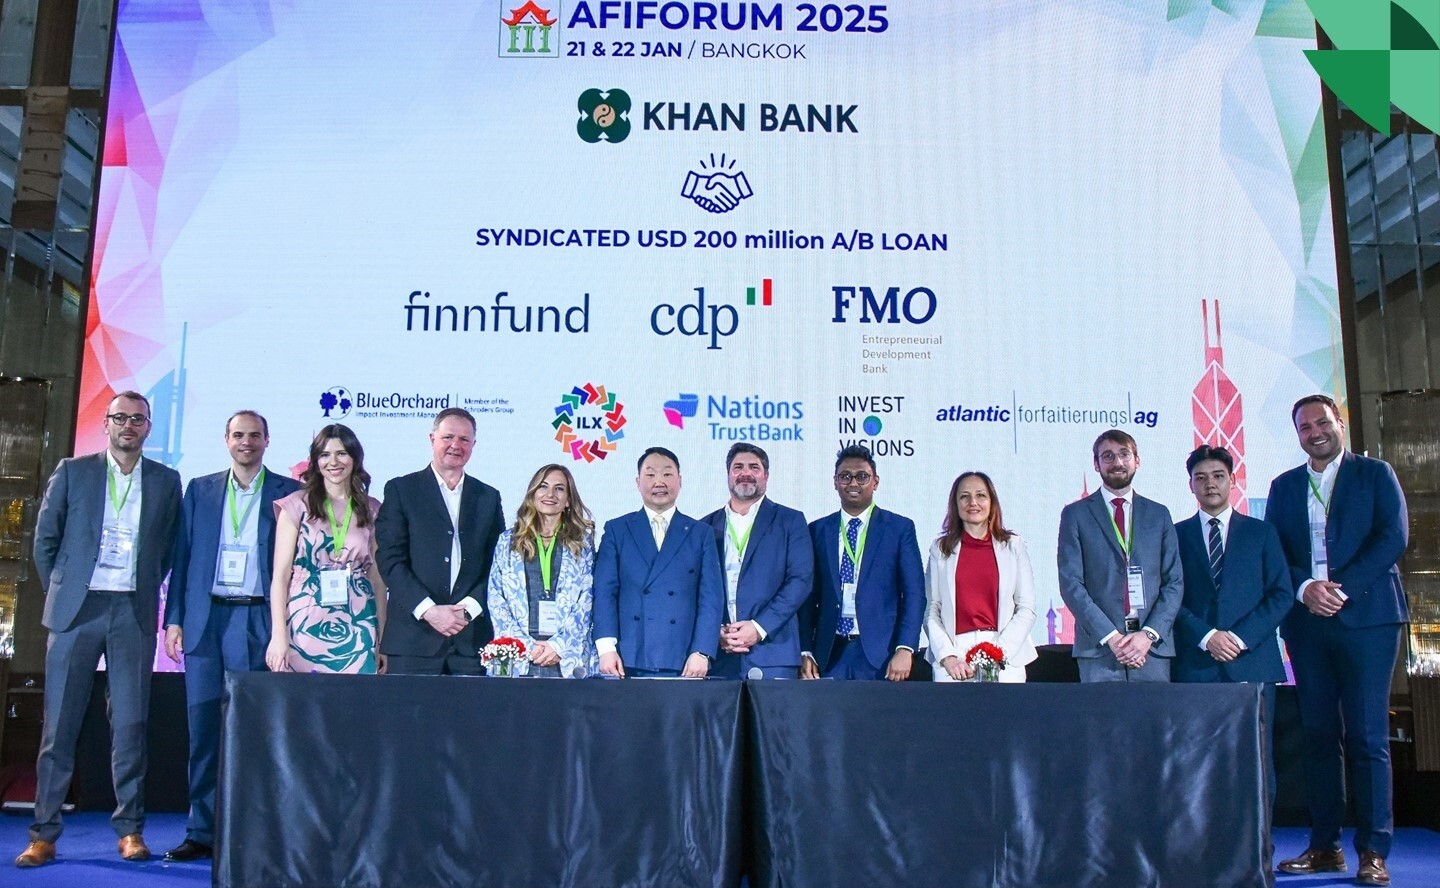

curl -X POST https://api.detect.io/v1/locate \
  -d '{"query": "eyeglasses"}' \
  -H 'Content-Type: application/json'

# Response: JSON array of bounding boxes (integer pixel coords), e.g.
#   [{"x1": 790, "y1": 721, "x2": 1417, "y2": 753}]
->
[
  {"x1": 835, "y1": 471, "x2": 873, "y2": 484},
  {"x1": 106, "y1": 413, "x2": 151, "y2": 427}
]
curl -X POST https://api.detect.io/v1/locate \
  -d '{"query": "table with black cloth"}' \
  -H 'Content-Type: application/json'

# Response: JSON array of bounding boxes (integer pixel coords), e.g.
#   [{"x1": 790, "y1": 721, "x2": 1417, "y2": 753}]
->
[{"x1": 217, "y1": 675, "x2": 1270, "y2": 888}]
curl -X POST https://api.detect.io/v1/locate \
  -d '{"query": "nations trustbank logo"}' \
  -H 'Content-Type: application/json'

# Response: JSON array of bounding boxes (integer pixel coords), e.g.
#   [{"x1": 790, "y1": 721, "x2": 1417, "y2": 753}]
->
[
  {"x1": 553, "y1": 382, "x2": 626, "y2": 462},
  {"x1": 577, "y1": 88, "x2": 632, "y2": 143},
  {"x1": 1303, "y1": 0, "x2": 1439, "y2": 134},
  {"x1": 662, "y1": 392, "x2": 803, "y2": 442},
  {"x1": 319, "y1": 386, "x2": 353, "y2": 419},
  {"x1": 663, "y1": 393, "x2": 699, "y2": 428},
  {"x1": 500, "y1": 1, "x2": 560, "y2": 58}
]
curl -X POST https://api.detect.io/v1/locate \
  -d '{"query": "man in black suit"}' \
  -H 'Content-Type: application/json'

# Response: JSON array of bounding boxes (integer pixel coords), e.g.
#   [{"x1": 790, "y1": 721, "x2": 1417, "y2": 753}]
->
[
  {"x1": 376, "y1": 408, "x2": 504, "y2": 674},
  {"x1": 18, "y1": 391, "x2": 181, "y2": 868}
]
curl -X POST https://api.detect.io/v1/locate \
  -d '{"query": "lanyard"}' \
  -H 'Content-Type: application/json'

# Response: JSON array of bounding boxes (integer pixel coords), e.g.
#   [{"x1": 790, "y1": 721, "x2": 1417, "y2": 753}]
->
[
  {"x1": 535, "y1": 531, "x2": 558, "y2": 592},
  {"x1": 325, "y1": 498, "x2": 354, "y2": 556},
  {"x1": 1106, "y1": 500, "x2": 1132, "y2": 558},
  {"x1": 1307, "y1": 475, "x2": 1332, "y2": 516},
  {"x1": 107, "y1": 461, "x2": 135, "y2": 515},
  {"x1": 227, "y1": 468, "x2": 265, "y2": 540},
  {"x1": 839, "y1": 508, "x2": 872, "y2": 576},
  {"x1": 726, "y1": 516, "x2": 754, "y2": 559}
]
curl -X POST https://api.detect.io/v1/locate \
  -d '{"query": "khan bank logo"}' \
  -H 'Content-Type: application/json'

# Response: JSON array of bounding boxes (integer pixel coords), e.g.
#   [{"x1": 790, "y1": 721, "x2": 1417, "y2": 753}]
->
[
  {"x1": 577, "y1": 88, "x2": 632, "y2": 143},
  {"x1": 1303, "y1": 0, "x2": 1439, "y2": 134},
  {"x1": 553, "y1": 382, "x2": 627, "y2": 462}
]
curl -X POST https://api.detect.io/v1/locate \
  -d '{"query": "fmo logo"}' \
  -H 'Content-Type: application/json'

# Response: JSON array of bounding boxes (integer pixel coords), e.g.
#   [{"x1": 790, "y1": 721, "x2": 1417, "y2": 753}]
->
[
  {"x1": 500, "y1": 2, "x2": 560, "y2": 58},
  {"x1": 831, "y1": 286, "x2": 937, "y2": 324},
  {"x1": 651, "y1": 278, "x2": 773, "y2": 350},
  {"x1": 577, "y1": 88, "x2": 632, "y2": 143}
]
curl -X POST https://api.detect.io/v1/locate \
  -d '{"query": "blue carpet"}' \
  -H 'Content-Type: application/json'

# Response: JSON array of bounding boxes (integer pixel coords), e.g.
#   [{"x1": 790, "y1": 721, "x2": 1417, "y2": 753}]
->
[{"x1": 0, "y1": 814, "x2": 1436, "y2": 887}]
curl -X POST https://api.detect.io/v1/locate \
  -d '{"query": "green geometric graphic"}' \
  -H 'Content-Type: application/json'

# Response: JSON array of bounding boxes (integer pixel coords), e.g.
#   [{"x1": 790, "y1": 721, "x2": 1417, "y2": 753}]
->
[
  {"x1": 576, "y1": 88, "x2": 632, "y2": 143},
  {"x1": 1303, "y1": 0, "x2": 1440, "y2": 133}
]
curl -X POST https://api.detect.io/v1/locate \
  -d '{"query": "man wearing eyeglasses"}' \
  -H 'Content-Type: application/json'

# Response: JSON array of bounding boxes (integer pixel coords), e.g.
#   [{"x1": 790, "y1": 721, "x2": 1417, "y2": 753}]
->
[
  {"x1": 800, "y1": 445, "x2": 924, "y2": 681},
  {"x1": 17, "y1": 391, "x2": 182, "y2": 868}
]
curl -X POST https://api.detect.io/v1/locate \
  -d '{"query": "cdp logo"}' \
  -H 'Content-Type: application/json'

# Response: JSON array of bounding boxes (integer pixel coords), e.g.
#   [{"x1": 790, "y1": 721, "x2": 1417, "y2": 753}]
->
[{"x1": 651, "y1": 280, "x2": 773, "y2": 350}]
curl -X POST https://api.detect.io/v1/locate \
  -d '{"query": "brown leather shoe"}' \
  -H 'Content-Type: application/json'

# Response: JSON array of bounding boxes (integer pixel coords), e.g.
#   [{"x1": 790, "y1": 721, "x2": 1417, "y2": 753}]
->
[
  {"x1": 14, "y1": 840, "x2": 55, "y2": 868},
  {"x1": 1278, "y1": 847, "x2": 1347, "y2": 874},
  {"x1": 1356, "y1": 852, "x2": 1390, "y2": 886},
  {"x1": 117, "y1": 833, "x2": 150, "y2": 861}
]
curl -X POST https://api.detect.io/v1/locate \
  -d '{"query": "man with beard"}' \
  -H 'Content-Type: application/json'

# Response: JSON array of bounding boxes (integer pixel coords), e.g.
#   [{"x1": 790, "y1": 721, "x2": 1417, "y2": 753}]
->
[
  {"x1": 376, "y1": 408, "x2": 504, "y2": 674},
  {"x1": 160, "y1": 410, "x2": 300, "y2": 861},
  {"x1": 1057, "y1": 429, "x2": 1181, "y2": 681},
  {"x1": 17, "y1": 392, "x2": 181, "y2": 867},
  {"x1": 703, "y1": 443, "x2": 812, "y2": 679},
  {"x1": 1267, "y1": 396, "x2": 1407, "y2": 887},
  {"x1": 593, "y1": 447, "x2": 724, "y2": 677}
]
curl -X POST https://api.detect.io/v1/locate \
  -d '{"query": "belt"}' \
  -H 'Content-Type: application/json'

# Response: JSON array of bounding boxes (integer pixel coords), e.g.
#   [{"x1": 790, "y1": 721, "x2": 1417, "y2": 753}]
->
[
  {"x1": 88, "y1": 588, "x2": 134, "y2": 594},
  {"x1": 212, "y1": 596, "x2": 266, "y2": 605},
  {"x1": 1123, "y1": 617, "x2": 1142, "y2": 633},
  {"x1": 835, "y1": 632, "x2": 861, "y2": 640}
]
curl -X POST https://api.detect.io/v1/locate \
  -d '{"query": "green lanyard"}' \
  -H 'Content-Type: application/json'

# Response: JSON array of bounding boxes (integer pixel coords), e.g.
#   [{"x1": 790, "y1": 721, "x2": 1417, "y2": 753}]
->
[
  {"x1": 1106, "y1": 499, "x2": 1132, "y2": 558},
  {"x1": 107, "y1": 461, "x2": 135, "y2": 515},
  {"x1": 839, "y1": 507, "x2": 873, "y2": 576},
  {"x1": 535, "y1": 531, "x2": 558, "y2": 592},
  {"x1": 325, "y1": 498, "x2": 354, "y2": 556},
  {"x1": 726, "y1": 516, "x2": 754, "y2": 559},
  {"x1": 1307, "y1": 475, "x2": 1332, "y2": 516},
  {"x1": 227, "y1": 468, "x2": 265, "y2": 540}
]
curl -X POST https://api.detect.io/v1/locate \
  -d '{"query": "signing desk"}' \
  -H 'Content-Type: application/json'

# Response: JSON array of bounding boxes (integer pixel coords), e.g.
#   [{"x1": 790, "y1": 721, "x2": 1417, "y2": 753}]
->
[{"x1": 218, "y1": 676, "x2": 1269, "y2": 888}]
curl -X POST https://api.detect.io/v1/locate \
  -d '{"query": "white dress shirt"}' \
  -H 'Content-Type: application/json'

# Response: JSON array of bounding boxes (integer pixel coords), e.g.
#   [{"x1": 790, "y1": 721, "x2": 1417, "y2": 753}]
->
[
  {"x1": 412, "y1": 468, "x2": 483, "y2": 621},
  {"x1": 89, "y1": 451, "x2": 143, "y2": 591}
]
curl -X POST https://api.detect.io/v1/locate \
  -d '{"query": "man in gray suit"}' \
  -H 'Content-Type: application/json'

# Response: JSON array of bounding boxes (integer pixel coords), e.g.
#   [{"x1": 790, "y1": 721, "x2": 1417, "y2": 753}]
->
[
  {"x1": 16, "y1": 391, "x2": 182, "y2": 868},
  {"x1": 1057, "y1": 429, "x2": 1182, "y2": 681}
]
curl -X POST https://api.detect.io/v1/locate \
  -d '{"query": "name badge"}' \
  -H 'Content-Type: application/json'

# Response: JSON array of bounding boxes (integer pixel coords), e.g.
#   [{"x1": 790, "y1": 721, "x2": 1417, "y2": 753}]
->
[
  {"x1": 98, "y1": 523, "x2": 136, "y2": 570},
  {"x1": 841, "y1": 582, "x2": 857, "y2": 619},
  {"x1": 725, "y1": 561, "x2": 742, "y2": 618},
  {"x1": 217, "y1": 544, "x2": 250, "y2": 587},
  {"x1": 537, "y1": 599, "x2": 559, "y2": 636},
  {"x1": 1126, "y1": 565, "x2": 1145, "y2": 614},
  {"x1": 320, "y1": 566, "x2": 351, "y2": 607},
  {"x1": 1309, "y1": 521, "x2": 1329, "y2": 580}
]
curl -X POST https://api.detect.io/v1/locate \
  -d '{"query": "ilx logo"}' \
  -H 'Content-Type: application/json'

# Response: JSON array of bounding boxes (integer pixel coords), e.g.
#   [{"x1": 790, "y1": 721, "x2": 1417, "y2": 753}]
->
[
  {"x1": 1303, "y1": 0, "x2": 1439, "y2": 134},
  {"x1": 319, "y1": 387, "x2": 353, "y2": 419},
  {"x1": 651, "y1": 278, "x2": 773, "y2": 350},
  {"x1": 500, "y1": 2, "x2": 560, "y2": 58},
  {"x1": 577, "y1": 88, "x2": 631, "y2": 143},
  {"x1": 553, "y1": 383, "x2": 626, "y2": 462}
]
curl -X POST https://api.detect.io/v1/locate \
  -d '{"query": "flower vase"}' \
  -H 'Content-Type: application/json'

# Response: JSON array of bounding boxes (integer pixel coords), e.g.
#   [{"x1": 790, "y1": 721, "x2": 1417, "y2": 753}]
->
[
  {"x1": 491, "y1": 660, "x2": 513, "y2": 677},
  {"x1": 979, "y1": 665, "x2": 1000, "y2": 682}
]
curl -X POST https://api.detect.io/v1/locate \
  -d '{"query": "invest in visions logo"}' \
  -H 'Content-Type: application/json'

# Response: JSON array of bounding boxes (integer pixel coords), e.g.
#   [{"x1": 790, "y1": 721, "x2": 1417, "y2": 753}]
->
[
  {"x1": 577, "y1": 88, "x2": 631, "y2": 143},
  {"x1": 500, "y1": 1, "x2": 560, "y2": 58},
  {"x1": 553, "y1": 382, "x2": 626, "y2": 462},
  {"x1": 1303, "y1": 0, "x2": 1438, "y2": 134}
]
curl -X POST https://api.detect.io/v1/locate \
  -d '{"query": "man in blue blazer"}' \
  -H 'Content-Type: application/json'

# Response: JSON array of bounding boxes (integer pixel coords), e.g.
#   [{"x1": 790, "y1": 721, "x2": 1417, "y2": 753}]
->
[
  {"x1": 1057, "y1": 430, "x2": 1182, "y2": 681},
  {"x1": 159, "y1": 410, "x2": 299, "y2": 861},
  {"x1": 18, "y1": 392, "x2": 181, "y2": 868},
  {"x1": 1173, "y1": 445, "x2": 1291, "y2": 804},
  {"x1": 376, "y1": 408, "x2": 504, "y2": 675},
  {"x1": 703, "y1": 443, "x2": 812, "y2": 679},
  {"x1": 593, "y1": 447, "x2": 724, "y2": 677},
  {"x1": 800, "y1": 445, "x2": 924, "y2": 681},
  {"x1": 1267, "y1": 395, "x2": 1408, "y2": 886}
]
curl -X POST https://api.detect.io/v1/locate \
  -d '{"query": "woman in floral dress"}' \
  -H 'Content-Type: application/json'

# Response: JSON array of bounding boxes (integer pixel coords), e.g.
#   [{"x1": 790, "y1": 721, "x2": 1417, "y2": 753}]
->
[{"x1": 265, "y1": 424, "x2": 387, "y2": 674}]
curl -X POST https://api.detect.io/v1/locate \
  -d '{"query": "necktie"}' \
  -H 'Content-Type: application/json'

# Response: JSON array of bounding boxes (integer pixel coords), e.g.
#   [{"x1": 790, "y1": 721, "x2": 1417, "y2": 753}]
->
[
  {"x1": 837, "y1": 517, "x2": 861, "y2": 636},
  {"x1": 1207, "y1": 517, "x2": 1224, "y2": 589},
  {"x1": 651, "y1": 513, "x2": 668, "y2": 550},
  {"x1": 1112, "y1": 498, "x2": 1129, "y2": 614}
]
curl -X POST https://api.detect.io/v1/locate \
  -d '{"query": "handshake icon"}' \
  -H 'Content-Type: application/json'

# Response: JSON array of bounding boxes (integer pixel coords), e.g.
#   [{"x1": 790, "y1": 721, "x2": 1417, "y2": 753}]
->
[{"x1": 682, "y1": 169, "x2": 754, "y2": 213}]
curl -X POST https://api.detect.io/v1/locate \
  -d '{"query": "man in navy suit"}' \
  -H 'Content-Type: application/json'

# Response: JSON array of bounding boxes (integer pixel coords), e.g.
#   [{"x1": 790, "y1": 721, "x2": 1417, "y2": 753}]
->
[
  {"x1": 1268, "y1": 395, "x2": 1408, "y2": 887},
  {"x1": 593, "y1": 447, "x2": 724, "y2": 677},
  {"x1": 703, "y1": 443, "x2": 812, "y2": 679},
  {"x1": 800, "y1": 445, "x2": 923, "y2": 681},
  {"x1": 160, "y1": 410, "x2": 300, "y2": 861},
  {"x1": 1173, "y1": 444, "x2": 1291, "y2": 804},
  {"x1": 18, "y1": 392, "x2": 181, "y2": 868},
  {"x1": 1057, "y1": 429, "x2": 1182, "y2": 682},
  {"x1": 376, "y1": 408, "x2": 504, "y2": 675}
]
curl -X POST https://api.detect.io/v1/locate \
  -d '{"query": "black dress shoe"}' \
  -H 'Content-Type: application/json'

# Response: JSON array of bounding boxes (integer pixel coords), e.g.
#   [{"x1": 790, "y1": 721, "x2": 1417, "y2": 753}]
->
[
  {"x1": 163, "y1": 839, "x2": 212, "y2": 861},
  {"x1": 1277, "y1": 847, "x2": 1347, "y2": 874},
  {"x1": 1356, "y1": 852, "x2": 1390, "y2": 886}
]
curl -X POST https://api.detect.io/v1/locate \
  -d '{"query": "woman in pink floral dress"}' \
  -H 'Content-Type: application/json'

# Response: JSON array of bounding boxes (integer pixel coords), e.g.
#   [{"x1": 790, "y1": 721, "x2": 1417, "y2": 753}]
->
[{"x1": 265, "y1": 424, "x2": 387, "y2": 674}]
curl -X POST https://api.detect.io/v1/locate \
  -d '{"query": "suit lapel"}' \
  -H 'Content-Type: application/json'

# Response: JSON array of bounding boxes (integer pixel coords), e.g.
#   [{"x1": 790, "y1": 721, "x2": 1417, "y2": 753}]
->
[
  {"x1": 87, "y1": 453, "x2": 108, "y2": 545},
  {"x1": 649, "y1": 511, "x2": 688, "y2": 580},
  {"x1": 1178, "y1": 516, "x2": 1213, "y2": 594},
  {"x1": 739, "y1": 499, "x2": 776, "y2": 579},
  {"x1": 1086, "y1": 492, "x2": 1126, "y2": 562},
  {"x1": 259, "y1": 467, "x2": 285, "y2": 553},
  {"x1": 818, "y1": 512, "x2": 842, "y2": 601}
]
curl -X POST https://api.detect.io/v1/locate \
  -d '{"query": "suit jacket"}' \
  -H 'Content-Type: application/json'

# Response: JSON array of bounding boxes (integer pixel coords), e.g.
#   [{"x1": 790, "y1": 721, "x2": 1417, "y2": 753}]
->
[
  {"x1": 375, "y1": 466, "x2": 504, "y2": 658},
  {"x1": 34, "y1": 452, "x2": 182, "y2": 634},
  {"x1": 1264, "y1": 451, "x2": 1409, "y2": 633},
  {"x1": 592, "y1": 508, "x2": 725, "y2": 671},
  {"x1": 164, "y1": 466, "x2": 301, "y2": 652},
  {"x1": 487, "y1": 529, "x2": 599, "y2": 677},
  {"x1": 702, "y1": 498, "x2": 812, "y2": 668},
  {"x1": 1173, "y1": 512, "x2": 1292, "y2": 683},
  {"x1": 801, "y1": 507, "x2": 924, "y2": 670},
  {"x1": 923, "y1": 533, "x2": 1039, "y2": 669},
  {"x1": 1057, "y1": 490, "x2": 1182, "y2": 659}
]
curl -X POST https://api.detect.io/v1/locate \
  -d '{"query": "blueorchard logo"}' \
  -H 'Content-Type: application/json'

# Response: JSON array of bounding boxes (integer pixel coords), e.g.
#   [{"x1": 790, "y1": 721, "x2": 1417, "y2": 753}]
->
[
  {"x1": 500, "y1": 1, "x2": 560, "y2": 58},
  {"x1": 577, "y1": 88, "x2": 631, "y2": 143},
  {"x1": 681, "y1": 154, "x2": 753, "y2": 214},
  {"x1": 664, "y1": 393, "x2": 802, "y2": 442},
  {"x1": 837, "y1": 395, "x2": 914, "y2": 457},
  {"x1": 319, "y1": 387, "x2": 353, "y2": 419}
]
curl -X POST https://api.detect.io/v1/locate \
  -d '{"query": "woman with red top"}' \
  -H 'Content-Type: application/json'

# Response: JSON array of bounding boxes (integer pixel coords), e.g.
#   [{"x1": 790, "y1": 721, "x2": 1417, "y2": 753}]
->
[{"x1": 924, "y1": 472, "x2": 1037, "y2": 682}]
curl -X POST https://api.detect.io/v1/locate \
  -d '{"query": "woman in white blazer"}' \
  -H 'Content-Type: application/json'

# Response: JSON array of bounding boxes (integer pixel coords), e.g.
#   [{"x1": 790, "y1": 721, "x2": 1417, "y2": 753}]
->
[{"x1": 925, "y1": 471, "x2": 1037, "y2": 682}]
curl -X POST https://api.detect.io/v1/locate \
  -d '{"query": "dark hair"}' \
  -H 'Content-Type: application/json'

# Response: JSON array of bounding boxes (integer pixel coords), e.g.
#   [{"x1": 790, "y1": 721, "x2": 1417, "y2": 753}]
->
[
  {"x1": 510, "y1": 463, "x2": 594, "y2": 559},
  {"x1": 302, "y1": 424, "x2": 374, "y2": 527},
  {"x1": 110, "y1": 390, "x2": 151, "y2": 413},
  {"x1": 226, "y1": 409, "x2": 269, "y2": 438},
  {"x1": 834, "y1": 444, "x2": 876, "y2": 474},
  {"x1": 637, "y1": 446, "x2": 681, "y2": 474},
  {"x1": 1291, "y1": 394, "x2": 1341, "y2": 427},
  {"x1": 1185, "y1": 445, "x2": 1234, "y2": 475},
  {"x1": 1091, "y1": 429, "x2": 1138, "y2": 462},
  {"x1": 432, "y1": 407, "x2": 476, "y2": 432},
  {"x1": 725, "y1": 442, "x2": 769, "y2": 472},
  {"x1": 939, "y1": 471, "x2": 1012, "y2": 556}
]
